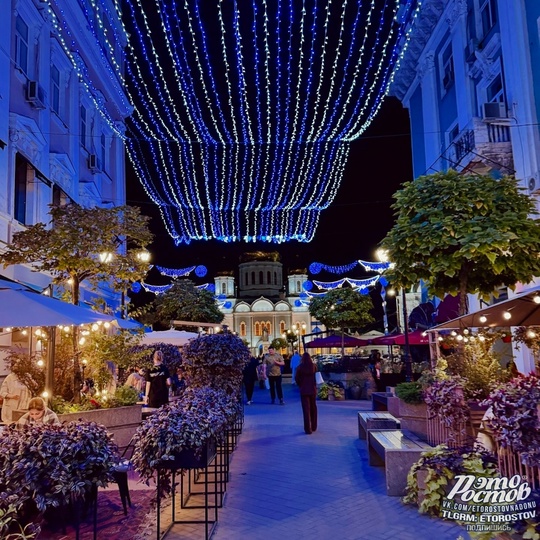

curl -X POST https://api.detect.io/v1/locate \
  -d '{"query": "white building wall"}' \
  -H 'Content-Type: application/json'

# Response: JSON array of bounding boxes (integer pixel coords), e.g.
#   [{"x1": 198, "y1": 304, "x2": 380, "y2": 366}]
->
[{"x1": 0, "y1": 0, "x2": 130, "y2": 308}]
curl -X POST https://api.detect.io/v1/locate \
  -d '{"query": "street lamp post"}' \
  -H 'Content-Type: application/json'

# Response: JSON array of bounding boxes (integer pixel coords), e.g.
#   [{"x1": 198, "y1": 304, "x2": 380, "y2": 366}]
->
[
  {"x1": 401, "y1": 288, "x2": 413, "y2": 382},
  {"x1": 376, "y1": 249, "x2": 413, "y2": 382}
]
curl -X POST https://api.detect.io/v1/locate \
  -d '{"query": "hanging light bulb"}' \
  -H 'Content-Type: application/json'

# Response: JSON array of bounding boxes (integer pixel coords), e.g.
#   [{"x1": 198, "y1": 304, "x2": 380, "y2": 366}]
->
[
  {"x1": 37, "y1": 359, "x2": 44, "y2": 367},
  {"x1": 534, "y1": 295, "x2": 540, "y2": 304},
  {"x1": 503, "y1": 311, "x2": 512, "y2": 320},
  {"x1": 479, "y1": 315, "x2": 487, "y2": 323}
]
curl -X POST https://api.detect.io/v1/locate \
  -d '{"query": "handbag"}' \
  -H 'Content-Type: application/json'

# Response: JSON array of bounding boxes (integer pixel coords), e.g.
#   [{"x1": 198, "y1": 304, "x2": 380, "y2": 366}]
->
[{"x1": 315, "y1": 372, "x2": 324, "y2": 385}]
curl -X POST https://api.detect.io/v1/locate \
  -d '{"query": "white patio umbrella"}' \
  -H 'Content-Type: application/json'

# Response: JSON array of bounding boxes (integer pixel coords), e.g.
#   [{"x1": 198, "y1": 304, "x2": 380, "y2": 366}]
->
[
  {"x1": 140, "y1": 329, "x2": 199, "y2": 346},
  {"x1": 0, "y1": 278, "x2": 114, "y2": 327}
]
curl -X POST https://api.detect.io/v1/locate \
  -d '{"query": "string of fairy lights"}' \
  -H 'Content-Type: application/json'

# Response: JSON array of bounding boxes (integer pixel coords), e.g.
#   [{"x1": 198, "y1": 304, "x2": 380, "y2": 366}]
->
[
  {"x1": 41, "y1": 0, "x2": 418, "y2": 243},
  {"x1": 116, "y1": 0, "x2": 418, "y2": 244}
]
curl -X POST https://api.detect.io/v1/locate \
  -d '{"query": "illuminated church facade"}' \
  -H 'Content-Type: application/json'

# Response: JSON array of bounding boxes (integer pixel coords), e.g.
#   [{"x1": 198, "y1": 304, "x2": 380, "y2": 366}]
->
[{"x1": 214, "y1": 253, "x2": 314, "y2": 356}]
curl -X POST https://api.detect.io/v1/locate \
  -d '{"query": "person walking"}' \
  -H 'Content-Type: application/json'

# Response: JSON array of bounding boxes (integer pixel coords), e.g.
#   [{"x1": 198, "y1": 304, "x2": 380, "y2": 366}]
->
[
  {"x1": 295, "y1": 352, "x2": 318, "y2": 434},
  {"x1": 243, "y1": 356, "x2": 259, "y2": 404},
  {"x1": 263, "y1": 346, "x2": 285, "y2": 404},
  {"x1": 144, "y1": 350, "x2": 172, "y2": 409},
  {"x1": 290, "y1": 350, "x2": 301, "y2": 385}
]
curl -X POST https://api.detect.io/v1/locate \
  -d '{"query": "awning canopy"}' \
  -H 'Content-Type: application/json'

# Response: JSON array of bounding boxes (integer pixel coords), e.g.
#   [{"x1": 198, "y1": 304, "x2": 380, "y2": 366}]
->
[
  {"x1": 304, "y1": 334, "x2": 368, "y2": 349},
  {"x1": 140, "y1": 329, "x2": 199, "y2": 346},
  {"x1": 431, "y1": 286, "x2": 540, "y2": 330},
  {"x1": 0, "y1": 278, "x2": 114, "y2": 327}
]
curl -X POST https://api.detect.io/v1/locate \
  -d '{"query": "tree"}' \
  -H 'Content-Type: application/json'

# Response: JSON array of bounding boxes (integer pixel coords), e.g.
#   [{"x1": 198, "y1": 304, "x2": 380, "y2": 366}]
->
[
  {"x1": 0, "y1": 204, "x2": 153, "y2": 306},
  {"x1": 381, "y1": 171, "x2": 540, "y2": 315},
  {"x1": 0, "y1": 204, "x2": 153, "y2": 400},
  {"x1": 144, "y1": 279, "x2": 224, "y2": 328},
  {"x1": 309, "y1": 287, "x2": 375, "y2": 331}
]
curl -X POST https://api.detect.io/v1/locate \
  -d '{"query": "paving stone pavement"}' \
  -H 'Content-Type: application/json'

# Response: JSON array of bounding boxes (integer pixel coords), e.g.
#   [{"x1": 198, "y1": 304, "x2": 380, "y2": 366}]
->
[{"x1": 164, "y1": 380, "x2": 471, "y2": 540}]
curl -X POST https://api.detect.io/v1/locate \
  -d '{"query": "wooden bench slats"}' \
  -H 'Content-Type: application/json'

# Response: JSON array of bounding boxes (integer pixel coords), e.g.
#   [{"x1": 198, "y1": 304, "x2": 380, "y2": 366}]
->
[
  {"x1": 357, "y1": 411, "x2": 400, "y2": 439},
  {"x1": 367, "y1": 429, "x2": 432, "y2": 497}
]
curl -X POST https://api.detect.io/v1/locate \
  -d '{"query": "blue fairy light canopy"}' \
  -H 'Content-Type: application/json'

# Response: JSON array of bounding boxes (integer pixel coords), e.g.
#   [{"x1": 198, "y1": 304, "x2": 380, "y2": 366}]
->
[{"x1": 119, "y1": 0, "x2": 418, "y2": 244}]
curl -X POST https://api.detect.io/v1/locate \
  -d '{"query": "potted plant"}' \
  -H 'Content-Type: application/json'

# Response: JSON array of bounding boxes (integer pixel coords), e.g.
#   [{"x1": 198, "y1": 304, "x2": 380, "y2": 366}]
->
[
  {"x1": 403, "y1": 444, "x2": 498, "y2": 517},
  {"x1": 482, "y1": 373, "x2": 540, "y2": 467},
  {"x1": 0, "y1": 421, "x2": 119, "y2": 531},
  {"x1": 317, "y1": 383, "x2": 329, "y2": 400},
  {"x1": 181, "y1": 333, "x2": 251, "y2": 393},
  {"x1": 131, "y1": 386, "x2": 238, "y2": 498},
  {"x1": 395, "y1": 381, "x2": 428, "y2": 440},
  {"x1": 423, "y1": 376, "x2": 469, "y2": 446}
]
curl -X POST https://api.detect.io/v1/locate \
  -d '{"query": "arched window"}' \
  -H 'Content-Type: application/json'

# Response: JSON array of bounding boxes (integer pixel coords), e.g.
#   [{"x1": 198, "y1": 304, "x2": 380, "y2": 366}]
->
[
  {"x1": 267, "y1": 271, "x2": 271, "y2": 283},
  {"x1": 254, "y1": 322, "x2": 261, "y2": 336},
  {"x1": 251, "y1": 271, "x2": 255, "y2": 285},
  {"x1": 280, "y1": 321, "x2": 286, "y2": 334},
  {"x1": 264, "y1": 321, "x2": 272, "y2": 335},
  {"x1": 274, "y1": 272, "x2": 277, "y2": 285},
  {"x1": 296, "y1": 280, "x2": 301, "y2": 293},
  {"x1": 259, "y1": 271, "x2": 263, "y2": 284},
  {"x1": 239, "y1": 322, "x2": 247, "y2": 337},
  {"x1": 221, "y1": 282, "x2": 227, "y2": 295}
]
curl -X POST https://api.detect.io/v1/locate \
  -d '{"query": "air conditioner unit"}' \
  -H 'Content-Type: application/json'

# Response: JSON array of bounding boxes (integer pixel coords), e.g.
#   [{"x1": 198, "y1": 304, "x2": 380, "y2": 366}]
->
[
  {"x1": 26, "y1": 81, "x2": 46, "y2": 110},
  {"x1": 88, "y1": 154, "x2": 101, "y2": 172},
  {"x1": 482, "y1": 101, "x2": 507, "y2": 120}
]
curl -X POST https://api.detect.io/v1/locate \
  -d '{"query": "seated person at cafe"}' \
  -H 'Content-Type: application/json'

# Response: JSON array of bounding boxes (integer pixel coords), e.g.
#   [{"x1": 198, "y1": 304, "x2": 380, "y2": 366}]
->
[{"x1": 17, "y1": 397, "x2": 60, "y2": 426}]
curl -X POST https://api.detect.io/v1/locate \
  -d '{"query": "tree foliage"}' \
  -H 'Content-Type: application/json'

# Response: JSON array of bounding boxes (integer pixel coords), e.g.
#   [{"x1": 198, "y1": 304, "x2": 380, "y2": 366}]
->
[
  {"x1": 0, "y1": 204, "x2": 153, "y2": 305},
  {"x1": 308, "y1": 287, "x2": 375, "y2": 331},
  {"x1": 381, "y1": 171, "x2": 540, "y2": 315},
  {"x1": 143, "y1": 279, "x2": 224, "y2": 328}
]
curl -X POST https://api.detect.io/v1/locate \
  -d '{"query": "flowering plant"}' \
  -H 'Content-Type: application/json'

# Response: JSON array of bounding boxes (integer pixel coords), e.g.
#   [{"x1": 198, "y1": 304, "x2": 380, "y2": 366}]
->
[{"x1": 482, "y1": 374, "x2": 540, "y2": 466}]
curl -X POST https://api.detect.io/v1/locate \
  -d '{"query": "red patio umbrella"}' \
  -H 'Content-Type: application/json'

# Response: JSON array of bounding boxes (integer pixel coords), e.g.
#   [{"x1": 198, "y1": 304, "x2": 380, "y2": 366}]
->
[
  {"x1": 304, "y1": 334, "x2": 368, "y2": 349},
  {"x1": 370, "y1": 330, "x2": 429, "y2": 346}
]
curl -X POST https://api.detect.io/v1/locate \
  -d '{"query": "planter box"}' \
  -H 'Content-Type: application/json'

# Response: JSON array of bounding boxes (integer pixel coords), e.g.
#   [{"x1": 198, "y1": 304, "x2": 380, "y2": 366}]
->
[
  {"x1": 58, "y1": 405, "x2": 142, "y2": 449},
  {"x1": 398, "y1": 401, "x2": 428, "y2": 442},
  {"x1": 156, "y1": 439, "x2": 217, "y2": 470}
]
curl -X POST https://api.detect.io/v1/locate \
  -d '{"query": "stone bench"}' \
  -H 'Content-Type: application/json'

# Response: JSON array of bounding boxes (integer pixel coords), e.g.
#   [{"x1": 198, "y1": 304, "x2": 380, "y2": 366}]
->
[
  {"x1": 368, "y1": 429, "x2": 432, "y2": 496},
  {"x1": 357, "y1": 411, "x2": 400, "y2": 440}
]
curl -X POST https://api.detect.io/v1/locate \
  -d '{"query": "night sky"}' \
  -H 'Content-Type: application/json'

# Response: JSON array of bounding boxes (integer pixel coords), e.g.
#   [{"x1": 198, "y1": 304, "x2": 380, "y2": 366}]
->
[{"x1": 126, "y1": 95, "x2": 413, "y2": 284}]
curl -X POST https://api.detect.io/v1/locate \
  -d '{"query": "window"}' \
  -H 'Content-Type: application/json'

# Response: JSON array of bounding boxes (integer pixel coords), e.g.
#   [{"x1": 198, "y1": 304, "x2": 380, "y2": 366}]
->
[
  {"x1": 440, "y1": 41, "x2": 454, "y2": 92},
  {"x1": 280, "y1": 321, "x2": 286, "y2": 334},
  {"x1": 259, "y1": 271, "x2": 263, "y2": 284},
  {"x1": 487, "y1": 74, "x2": 504, "y2": 102},
  {"x1": 267, "y1": 271, "x2": 271, "y2": 283},
  {"x1": 254, "y1": 322, "x2": 261, "y2": 336},
  {"x1": 221, "y1": 282, "x2": 227, "y2": 295},
  {"x1": 481, "y1": 0, "x2": 497, "y2": 37},
  {"x1": 15, "y1": 15, "x2": 29, "y2": 74},
  {"x1": 274, "y1": 272, "x2": 277, "y2": 285},
  {"x1": 295, "y1": 280, "x2": 301, "y2": 293},
  {"x1": 239, "y1": 322, "x2": 246, "y2": 337},
  {"x1": 51, "y1": 65, "x2": 61, "y2": 115},
  {"x1": 251, "y1": 271, "x2": 255, "y2": 285},
  {"x1": 80, "y1": 105, "x2": 88, "y2": 148},
  {"x1": 52, "y1": 185, "x2": 69, "y2": 208},
  {"x1": 14, "y1": 154, "x2": 29, "y2": 224}
]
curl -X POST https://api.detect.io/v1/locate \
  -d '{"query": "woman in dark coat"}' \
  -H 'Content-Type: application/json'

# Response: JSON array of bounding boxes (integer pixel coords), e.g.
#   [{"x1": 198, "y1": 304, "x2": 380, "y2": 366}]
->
[
  {"x1": 294, "y1": 352, "x2": 318, "y2": 434},
  {"x1": 243, "y1": 356, "x2": 259, "y2": 404}
]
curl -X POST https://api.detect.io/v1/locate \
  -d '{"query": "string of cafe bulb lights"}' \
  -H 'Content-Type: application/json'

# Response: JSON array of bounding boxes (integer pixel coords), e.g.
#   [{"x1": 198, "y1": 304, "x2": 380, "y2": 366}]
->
[{"x1": 115, "y1": 0, "x2": 419, "y2": 244}]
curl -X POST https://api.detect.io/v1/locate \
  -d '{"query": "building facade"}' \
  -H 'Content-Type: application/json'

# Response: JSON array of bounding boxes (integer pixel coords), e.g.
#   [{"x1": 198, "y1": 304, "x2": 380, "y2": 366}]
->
[
  {"x1": 215, "y1": 253, "x2": 313, "y2": 356},
  {"x1": 1, "y1": 0, "x2": 130, "y2": 304},
  {"x1": 391, "y1": 0, "x2": 540, "y2": 371}
]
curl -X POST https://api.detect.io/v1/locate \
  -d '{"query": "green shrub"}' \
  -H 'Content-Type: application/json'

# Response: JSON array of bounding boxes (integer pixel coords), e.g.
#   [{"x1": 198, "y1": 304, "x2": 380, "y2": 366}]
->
[
  {"x1": 110, "y1": 385, "x2": 140, "y2": 407},
  {"x1": 395, "y1": 381, "x2": 424, "y2": 404}
]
